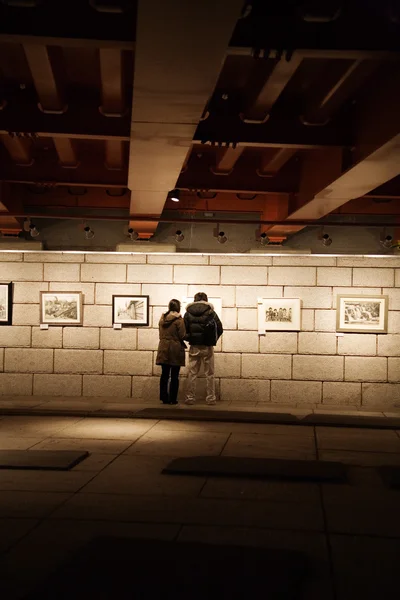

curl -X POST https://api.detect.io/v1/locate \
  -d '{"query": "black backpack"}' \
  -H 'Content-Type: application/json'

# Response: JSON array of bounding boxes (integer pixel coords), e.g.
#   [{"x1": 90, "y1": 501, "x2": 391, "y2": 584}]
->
[{"x1": 203, "y1": 314, "x2": 218, "y2": 346}]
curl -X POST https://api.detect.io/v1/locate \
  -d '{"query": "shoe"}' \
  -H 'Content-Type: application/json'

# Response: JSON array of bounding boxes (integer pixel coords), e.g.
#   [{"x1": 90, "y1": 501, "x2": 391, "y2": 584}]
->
[
  {"x1": 168, "y1": 400, "x2": 178, "y2": 405},
  {"x1": 184, "y1": 399, "x2": 195, "y2": 405},
  {"x1": 206, "y1": 400, "x2": 217, "y2": 405}
]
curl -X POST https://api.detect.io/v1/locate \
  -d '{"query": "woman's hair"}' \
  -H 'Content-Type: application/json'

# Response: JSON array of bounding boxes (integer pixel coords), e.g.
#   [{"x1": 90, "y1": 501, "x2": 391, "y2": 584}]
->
[{"x1": 168, "y1": 298, "x2": 181, "y2": 313}]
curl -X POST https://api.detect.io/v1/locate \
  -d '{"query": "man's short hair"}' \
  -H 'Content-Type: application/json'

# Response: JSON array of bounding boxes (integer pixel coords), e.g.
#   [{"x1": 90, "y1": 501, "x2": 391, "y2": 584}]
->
[{"x1": 194, "y1": 292, "x2": 208, "y2": 302}]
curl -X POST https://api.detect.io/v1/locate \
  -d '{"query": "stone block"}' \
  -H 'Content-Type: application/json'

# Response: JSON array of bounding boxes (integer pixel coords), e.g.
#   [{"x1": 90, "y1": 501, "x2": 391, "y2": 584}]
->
[
  {"x1": 149, "y1": 254, "x2": 209, "y2": 264},
  {"x1": 272, "y1": 256, "x2": 336, "y2": 266},
  {"x1": 298, "y1": 332, "x2": 337, "y2": 355},
  {"x1": 242, "y1": 354, "x2": 292, "y2": 379},
  {"x1": 237, "y1": 308, "x2": 257, "y2": 330},
  {"x1": 100, "y1": 328, "x2": 137, "y2": 350},
  {"x1": 49, "y1": 282, "x2": 95, "y2": 304},
  {"x1": 63, "y1": 327, "x2": 100, "y2": 349},
  {"x1": 293, "y1": 355, "x2": 343, "y2": 381},
  {"x1": 221, "y1": 266, "x2": 268, "y2": 285},
  {"x1": 333, "y1": 287, "x2": 382, "y2": 305},
  {"x1": 54, "y1": 350, "x2": 102, "y2": 374},
  {"x1": 132, "y1": 375, "x2": 159, "y2": 401},
  {"x1": 317, "y1": 267, "x2": 352, "y2": 286},
  {"x1": 94, "y1": 283, "x2": 141, "y2": 305},
  {"x1": 24, "y1": 252, "x2": 84, "y2": 262},
  {"x1": 188, "y1": 285, "x2": 235, "y2": 307},
  {"x1": 127, "y1": 264, "x2": 172, "y2": 284},
  {"x1": 353, "y1": 268, "x2": 394, "y2": 287},
  {"x1": 81, "y1": 263, "x2": 126, "y2": 283},
  {"x1": 284, "y1": 287, "x2": 332, "y2": 309},
  {"x1": 220, "y1": 378, "x2": 270, "y2": 403},
  {"x1": 271, "y1": 380, "x2": 321, "y2": 404},
  {"x1": 338, "y1": 334, "x2": 376, "y2": 356},
  {"x1": 383, "y1": 288, "x2": 400, "y2": 310},
  {"x1": 13, "y1": 282, "x2": 49, "y2": 304},
  {"x1": 322, "y1": 382, "x2": 361, "y2": 406},
  {"x1": 0, "y1": 326, "x2": 31, "y2": 347},
  {"x1": 0, "y1": 373, "x2": 32, "y2": 395},
  {"x1": 211, "y1": 255, "x2": 272, "y2": 265},
  {"x1": 33, "y1": 374, "x2": 82, "y2": 396},
  {"x1": 235, "y1": 286, "x2": 283, "y2": 307},
  {"x1": 259, "y1": 332, "x2": 297, "y2": 354},
  {"x1": 85, "y1": 253, "x2": 146, "y2": 263},
  {"x1": 314, "y1": 310, "x2": 336, "y2": 332},
  {"x1": 338, "y1": 256, "x2": 400, "y2": 268},
  {"x1": 0, "y1": 263, "x2": 43, "y2": 282},
  {"x1": 388, "y1": 311, "x2": 400, "y2": 334},
  {"x1": 83, "y1": 375, "x2": 131, "y2": 397},
  {"x1": 152, "y1": 306, "x2": 164, "y2": 328},
  {"x1": 378, "y1": 335, "x2": 400, "y2": 357},
  {"x1": 301, "y1": 310, "x2": 314, "y2": 331},
  {"x1": 222, "y1": 331, "x2": 258, "y2": 353},
  {"x1": 5, "y1": 348, "x2": 53, "y2": 373},
  {"x1": 104, "y1": 350, "x2": 153, "y2": 375},
  {"x1": 44, "y1": 263, "x2": 80, "y2": 282},
  {"x1": 269, "y1": 266, "x2": 317, "y2": 286},
  {"x1": 345, "y1": 357, "x2": 387, "y2": 382},
  {"x1": 142, "y1": 284, "x2": 188, "y2": 306},
  {"x1": 0, "y1": 252, "x2": 22, "y2": 262},
  {"x1": 214, "y1": 353, "x2": 241, "y2": 378},
  {"x1": 388, "y1": 358, "x2": 400, "y2": 382},
  {"x1": 221, "y1": 308, "x2": 237, "y2": 330},
  {"x1": 32, "y1": 327, "x2": 63, "y2": 349},
  {"x1": 11, "y1": 304, "x2": 40, "y2": 326},
  {"x1": 137, "y1": 328, "x2": 159, "y2": 351},
  {"x1": 361, "y1": 382, "x2": 400, "y2": 408},
  {"x1": 83, "y1": 305, "x2": 112, "y2": 328},
  {"x1": 174, "y1": 265, "x2": 220, "y2": 285}
]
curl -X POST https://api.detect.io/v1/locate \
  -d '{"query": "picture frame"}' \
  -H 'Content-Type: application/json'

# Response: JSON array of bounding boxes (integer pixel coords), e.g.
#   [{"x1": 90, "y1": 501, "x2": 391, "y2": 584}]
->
[
  {"x1": 40, "y1": 291, "x2": 83, "y2": 326},
  {"x1": 257, "y1": 297, "x2": 301, "y2": 333},
  {"x1": 112, "y1": 295, "x2": 150, "y2": 326},
  {"x1": 182, "y1": 297, "x2": 222, "y2": 319},
  {"x1": 336, "y1": 294, "x2": 388, "y2": 333},
  {"x1": 0, "y1": 282, "x2": 13, "y2": 326}
]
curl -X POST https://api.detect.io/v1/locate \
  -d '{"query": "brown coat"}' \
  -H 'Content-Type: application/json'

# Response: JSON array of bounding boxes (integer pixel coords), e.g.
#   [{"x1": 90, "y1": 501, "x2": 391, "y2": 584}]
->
[{"x1": 156, "y1": 311, "x2": 186, "y2": 366}]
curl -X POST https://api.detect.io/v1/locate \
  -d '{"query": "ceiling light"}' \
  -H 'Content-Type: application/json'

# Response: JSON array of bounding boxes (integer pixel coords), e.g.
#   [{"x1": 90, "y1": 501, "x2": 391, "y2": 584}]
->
[
  {"x1": 380, "y1": 234, "x2": 393, "y2": 249},
  {"x1": 260, "y1": 232, "x2": 270, "y2": 246},
  {"x1": 84, "y1": 225, "x2": 95, "y2": 240},
  {"x1": 128, "y1": 228, "x2": 139, "y2": 241},
  {"x1": 217, "y1": 231, "x2": 227, "y2": 244},
  {"x1": 169, "y1": 189, "x2": 180, "y2": 202},
  {"x1": 174, "y1": 230, "x2": 184, "y2": 243},
  {"x1": 321, "y1": 233, "x2": 332, "y2": 247},
  {"x1": 29, "y1": 222, "x2": 40, "y2": 238}
]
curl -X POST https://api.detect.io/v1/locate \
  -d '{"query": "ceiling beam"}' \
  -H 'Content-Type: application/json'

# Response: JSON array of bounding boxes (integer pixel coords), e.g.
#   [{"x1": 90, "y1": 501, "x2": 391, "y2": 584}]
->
[
  {"x1": 257, "y1": 148, "x2": 297, "y2": 177},
  {"x1": 211, "y1": 147, "x2": 244, "y2": 174},
  {"x1": 99, "y1": 48, "x2": 126, "y2": 117},
  {"x1": 53, "y1": 138, "x2": 78, "y2": 168},
  {"x1": 105, "y1": 139, "x2": 124, "y2": 170},
  {"x1": 0, "y1": 134, "x2": 34, "y2": 165},
  {"x1": 0, "y1": 34, "x2": 134, "y2": 50},
  {"x1": 227, "y1": 47, "x2": 400, "y2": 61},
  {"x1": 23, "y1": 45, "x2": 66, "y2": 114}
]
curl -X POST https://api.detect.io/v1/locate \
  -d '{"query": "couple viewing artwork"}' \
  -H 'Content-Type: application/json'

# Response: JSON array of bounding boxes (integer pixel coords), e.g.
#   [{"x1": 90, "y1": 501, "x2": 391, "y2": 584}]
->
[{"x1": 156, "y1": 292, "x2": 223, "y2": 406}]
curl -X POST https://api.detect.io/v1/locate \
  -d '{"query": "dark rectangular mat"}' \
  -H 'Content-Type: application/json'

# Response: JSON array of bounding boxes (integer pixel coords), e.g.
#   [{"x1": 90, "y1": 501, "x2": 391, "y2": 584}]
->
[
  {"x1": 378, "y1": 465, "x2": 400, "y2": 489},
  {"x1": 0, "y1": 450, "x2": 89, "y2": 470},
  {"x1": 163, "y1": 455, "x2": 348, "y2": 482},
  {"x1": 24, "y1": 536, "x2": 309, "y2": 600}
]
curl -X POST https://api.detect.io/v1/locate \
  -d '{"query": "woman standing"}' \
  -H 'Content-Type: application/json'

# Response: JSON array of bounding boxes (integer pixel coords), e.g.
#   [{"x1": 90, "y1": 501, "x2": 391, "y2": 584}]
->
[{"x1": 156, "y1": 299, "x2": 186, "y2": 405}]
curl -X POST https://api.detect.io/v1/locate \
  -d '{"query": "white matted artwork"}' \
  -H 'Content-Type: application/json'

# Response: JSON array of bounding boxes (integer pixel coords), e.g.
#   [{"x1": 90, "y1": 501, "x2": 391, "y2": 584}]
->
[
  {"x1": 182, "y1": 297, "x2": 222, "y2": 318},
  {"x1": 112, "y1": 295, "x2": 150, "y2": 326},
  {"x1": 257, "y1": 297, "x2": 301, "y2": 333},
  {"x1": 336, "y1": 294, "x2": 388, "y2": 333},
  {"x1": 40, "y1": 292, "x2": 83, "y2": 325},
  {"x1": 0, "y1": 282, "x2": 12, "y2": 325}
]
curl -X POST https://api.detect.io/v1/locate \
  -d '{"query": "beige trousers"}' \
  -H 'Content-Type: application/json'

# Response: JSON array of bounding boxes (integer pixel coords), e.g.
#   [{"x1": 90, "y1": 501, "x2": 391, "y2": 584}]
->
[{"x1": 185, "y1": 345, "x2": 216, "y2": 403}]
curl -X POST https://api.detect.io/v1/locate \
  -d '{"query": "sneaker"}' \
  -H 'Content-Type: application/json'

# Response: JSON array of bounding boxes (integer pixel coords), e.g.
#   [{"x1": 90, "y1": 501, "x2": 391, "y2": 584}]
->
[
  {"x1": 206, "y1": 399, "x2": 217, "y2": 405},
  {"x1": 184, "y1": 399, "x2": 195, "y2": 405}
]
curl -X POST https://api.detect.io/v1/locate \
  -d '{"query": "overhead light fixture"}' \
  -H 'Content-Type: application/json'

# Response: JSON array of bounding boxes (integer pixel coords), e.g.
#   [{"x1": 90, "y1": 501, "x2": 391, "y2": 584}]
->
[
  {"x1": 321, "y1": 233, "x2": 332, "y2": 247},
  {"x1": 128, "y1": 228, "x2": 139, "y2": 241},
  {"x1": 84, "y1": 225, "x2": 95, "y2": 240},
  {"x1": 217, "y1": 231, "x2": 227, "y2": 244},
  {"x1": 380, "y1": 234, "x2": 393, "y2": 249},
  {"x1": 169, "y1": 189, "x2": 180, "y2": 202},
  {"x1": 260, "y1": 232, "x2": 270, "y2": 246},
  {"x1": 174, "y1": 230, "x2": 184, "y2": 243},
  {"x1": 29, "y1": 222, "x2": 40, "y2": 238}
]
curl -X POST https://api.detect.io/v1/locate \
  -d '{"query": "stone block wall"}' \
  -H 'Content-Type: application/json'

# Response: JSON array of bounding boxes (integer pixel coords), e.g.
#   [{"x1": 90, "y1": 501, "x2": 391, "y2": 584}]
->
[{"x1": 1, "y1": 251, "x2": 400, "y2": 408}]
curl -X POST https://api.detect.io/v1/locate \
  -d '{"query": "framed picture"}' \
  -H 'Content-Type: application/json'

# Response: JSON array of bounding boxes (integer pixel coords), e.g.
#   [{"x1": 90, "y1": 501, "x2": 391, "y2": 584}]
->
[
  {"x1": 336, "y1": 295, "x2": 388, "y2": 333},
  {"x1": 40, "y1": 292, "x2": 83, "y2": 325},
  {"x1": 258, "y1": 297, "x2": 301, "y2": 333},
  {"x1": 112, "y1": 295, "x2": 149, "y2": 326},
  {"x1": 182, "y1": 297, "x2": 222, "y2": 319},
  {"x1": 0, "y1": 282, "x2": 12, "y2": 326}
]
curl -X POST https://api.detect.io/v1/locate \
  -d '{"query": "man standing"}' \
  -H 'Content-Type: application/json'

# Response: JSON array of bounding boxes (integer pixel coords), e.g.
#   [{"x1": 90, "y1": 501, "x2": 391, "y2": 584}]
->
[{"x1": 183, "y1": 292, "x2": 223, "y2": 405}]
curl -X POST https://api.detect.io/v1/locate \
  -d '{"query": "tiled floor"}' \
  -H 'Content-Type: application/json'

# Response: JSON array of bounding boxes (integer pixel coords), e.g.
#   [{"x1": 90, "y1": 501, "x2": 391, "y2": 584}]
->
[{"x1": 0, "y1": 414, "x2": 399, "y2": 599}]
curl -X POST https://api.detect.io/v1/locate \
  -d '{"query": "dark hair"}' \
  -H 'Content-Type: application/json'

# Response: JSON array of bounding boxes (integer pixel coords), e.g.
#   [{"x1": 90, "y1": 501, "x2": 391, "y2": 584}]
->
[
  {"x1": 194, "y1": 292, "x2": 208, "y2": 302},
  {"x1": 168, "y1": 298, "x2": 181, "y2": 313}
]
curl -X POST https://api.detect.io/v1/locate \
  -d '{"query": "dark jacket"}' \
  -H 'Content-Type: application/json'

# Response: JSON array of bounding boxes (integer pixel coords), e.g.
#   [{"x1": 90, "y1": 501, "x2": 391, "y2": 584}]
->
[
  {"x1": 184, "y1": 301, "x2": 223, "y2": 347},
  {"x1": 156, "y1": 311, "x2": 186, "y2": 366}
]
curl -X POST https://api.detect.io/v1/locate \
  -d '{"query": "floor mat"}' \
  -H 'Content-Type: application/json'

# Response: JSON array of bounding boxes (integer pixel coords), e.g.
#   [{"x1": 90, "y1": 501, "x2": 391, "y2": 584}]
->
[{"x1": 0, "y1": 450, "x2": 89, "y2": 470}]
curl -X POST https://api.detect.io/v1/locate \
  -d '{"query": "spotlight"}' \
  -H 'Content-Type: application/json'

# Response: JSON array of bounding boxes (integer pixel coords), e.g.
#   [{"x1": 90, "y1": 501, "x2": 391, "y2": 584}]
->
[
  {"x1": 321, "y1": 233, "x2": 332, "y2": 247},
  {"x1": 260, "y1": 232, "x2": 270, "y2": 246},
  {"x1": 84, "y1": 225, "x2": 95, "y2": 240},
  {"x1": 128, "y1": 228, "x2": 139, "y2": 241},
  {"x1": 217, "y1": 231, "x2": 227, "y2": 244},
  {"x1": 174, "y1": 230, "x2": 184, "y2": 243},
  {"x1": 169, "y1": 189, "x2": 180, "y2": 202},
  {"x1": 29, "y1": 222, "x2": 40, "y2": 238},
  {"x1": 380, "y1": 234, "x2": 393, "y2": 249}
]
